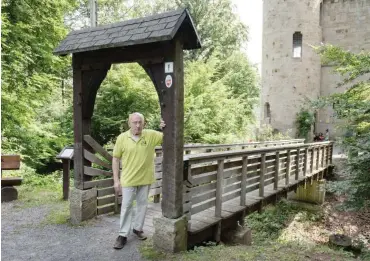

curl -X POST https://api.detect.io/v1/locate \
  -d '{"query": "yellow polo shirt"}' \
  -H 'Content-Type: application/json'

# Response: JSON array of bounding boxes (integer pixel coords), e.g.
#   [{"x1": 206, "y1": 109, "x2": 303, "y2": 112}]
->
[{"x1": 113, "y1": 129, "x2": 163, "y2": 187}]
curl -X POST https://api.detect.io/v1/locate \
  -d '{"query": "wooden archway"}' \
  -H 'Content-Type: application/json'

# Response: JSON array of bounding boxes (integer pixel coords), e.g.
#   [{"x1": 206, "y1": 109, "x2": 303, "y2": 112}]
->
[{"x1": 54, "y1": 9, "x2": 201, "y2": 219}]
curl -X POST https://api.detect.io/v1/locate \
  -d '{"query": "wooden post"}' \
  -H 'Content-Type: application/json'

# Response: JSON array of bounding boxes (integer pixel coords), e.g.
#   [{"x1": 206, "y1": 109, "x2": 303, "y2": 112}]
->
[
  {"x1": 259, "y1": 153, "x2": 266, "y2": 197},
  {"x1": 286, "y1": 150, "x2": 291, "y2": 185},
  {"x1": 321, "y1": 146, "x2": 325, "y2": 168},
  {"x1": 330, "y1": 143, "x2": 334, "y2": 164},
  {"x1": 295, "y1": 148, "x2": 300, "y2": 180},
  {"x1": 240, "y1": 156, "x2": 248, "y2": 206},
  {"x1": 62, "y1": 159, "x2": 70, "y2": 200},
  {"x1": 325, "y1": 145, "x2": 330, "y2": 167},
  {"x1": 303, "y1": 148, "x2": 309, "y2": 177},
  {"x1": 310, "y1": 147, "x2": 314, "y2": 174},
  {"x1": 142, "y1": 40, "x2": 185, "y2": 219},
  {"x1": 316, "y1": 147, "x2": 320, "y2": 171},
  {"x1": 215, "y1": 159, "x2": 224, "y2": 217},
  {"x1": 274, "y1": 151, "x2": 280, "y2": 190}
]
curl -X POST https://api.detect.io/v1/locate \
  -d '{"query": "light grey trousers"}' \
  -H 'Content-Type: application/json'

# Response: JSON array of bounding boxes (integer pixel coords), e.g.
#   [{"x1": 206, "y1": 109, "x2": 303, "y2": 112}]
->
[{"x1": 119, "y1": 185, "x2": 150, "y2": 237}]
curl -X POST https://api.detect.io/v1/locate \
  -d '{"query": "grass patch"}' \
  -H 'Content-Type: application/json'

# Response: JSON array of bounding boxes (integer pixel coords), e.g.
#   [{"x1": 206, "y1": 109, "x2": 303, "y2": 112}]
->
[
  {"x1": 140, "y1": 240, "x2": 355, "y2": 261},
  {"x1": 42, "y1": 201, "x2": 70, "y2": 225},
  {"x1": 16, "y1": 184, "x2": 66, "y2": 208}
]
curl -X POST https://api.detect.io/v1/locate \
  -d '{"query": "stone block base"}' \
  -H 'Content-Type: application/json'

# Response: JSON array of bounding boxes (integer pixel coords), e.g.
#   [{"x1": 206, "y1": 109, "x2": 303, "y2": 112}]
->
[
  {"x1": 1, "y1": 186, "x2": 18, "y2": 202},
  {"x1": 221, "y1": 227, "x2": 252, "y2": 245},
  {"x1": 70, "y1": 187, "x2": 97, "y2": 224},
  {"x1": 153, "y1": 215, "x2": 187, "y2": 252}
]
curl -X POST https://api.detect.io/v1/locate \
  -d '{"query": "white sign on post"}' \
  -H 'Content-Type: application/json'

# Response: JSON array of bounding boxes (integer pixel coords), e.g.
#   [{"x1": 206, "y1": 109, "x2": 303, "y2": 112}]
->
[
  {"x1": 165, "y1": 75, "x2": 173, "y2": 88},
  {"x1": 164, "y1": 62, "x2": 174, "y2": 73}
]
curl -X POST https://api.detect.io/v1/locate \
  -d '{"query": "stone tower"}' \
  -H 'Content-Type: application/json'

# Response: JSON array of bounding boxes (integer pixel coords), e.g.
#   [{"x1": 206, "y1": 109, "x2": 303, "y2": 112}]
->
[
  {"x1": 261, "y1": 0, "x2": 322, "y2": 137},
  {"x1": 261, "y1": 0, "x2": 370, "y2": 139}
]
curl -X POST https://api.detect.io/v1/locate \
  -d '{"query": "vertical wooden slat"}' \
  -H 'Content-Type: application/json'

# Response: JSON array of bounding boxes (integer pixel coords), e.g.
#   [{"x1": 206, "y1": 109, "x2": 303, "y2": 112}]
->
[
  {"x1": 322, "y1": 146, "x2": 325, "y2": 168},
  {"x1": 325, "y1": 145, "x2": 330, "y2": 167},
  {"x1": 240, "y1": 156, "x2": 248, "y2": 206},
  {"x1": 330, "y1": 143, "x2": 334, "y2": 164},
  {"x1": 303, "y1": 148, "x2": 309, "y2": 177},
  {"x1": 215, "y1": 159, "x2": 224, "y2": 218},
  {"x1": 316, "y1": 146, "x2": 320, "y2": 170},
  {"x1": 295, "y1": 148, "x2": 300, "y2": 180},
  {"x1": 274, "y1": 151, "x2": 280, "y2": 190},
  {"x1": 286, "y1": 150, "x2": 291, "y2": 185},
  {"x1": 310, "y1": 147, "x2": 315, "y2": 174},
  {"x1": 259, "y1": 153, "x2": 266, "y2": 197}
]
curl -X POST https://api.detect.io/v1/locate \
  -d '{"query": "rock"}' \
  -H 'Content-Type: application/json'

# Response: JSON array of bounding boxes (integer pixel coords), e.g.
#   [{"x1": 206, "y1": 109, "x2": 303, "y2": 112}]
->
[
  {"x1": 69, "y1": 187, "x2": 97, "y2": 224},
  {"x1": 153, "y1": 215, "x2": 187, "y2": 252},
  {"x1": 1, "y1": 186, "x2": 18, "y2": 202},
  {"x1": 329, "y1": 234, "x2": 352, "y2": 248}
]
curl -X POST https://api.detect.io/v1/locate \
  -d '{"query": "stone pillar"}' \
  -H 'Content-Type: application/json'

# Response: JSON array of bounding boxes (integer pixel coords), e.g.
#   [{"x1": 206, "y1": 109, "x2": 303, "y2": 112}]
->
[
  {"x1": 153, "y1": 215, "x2": 187, "y2": 252},
  {"x1": 69, "y1": 187, "x2": 97, "y2": 224}
]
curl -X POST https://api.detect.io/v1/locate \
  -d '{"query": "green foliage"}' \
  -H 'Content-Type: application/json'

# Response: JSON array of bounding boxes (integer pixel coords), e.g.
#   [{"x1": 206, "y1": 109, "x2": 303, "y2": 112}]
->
[
  {"x1": 257, "y1": 125, "x2": 292, "y2": 141},
  {"x1": 1, "y1": 0, "x2": 76, "y2": 171},
  {"x1": 313, "y1": 45, "x2": 370, "y2": 208},
  {"x1": 245, "y1": 200, "x2": 322, "y2": 244},
  {"x1": 296, "y1": 109, "x2": 315, "y2": 140}
]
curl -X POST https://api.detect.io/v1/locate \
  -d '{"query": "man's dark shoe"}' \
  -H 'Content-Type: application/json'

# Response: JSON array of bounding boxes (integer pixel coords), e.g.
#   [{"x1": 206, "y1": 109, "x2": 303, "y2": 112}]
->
[
  {"x1": 113, "y1": 236, "x2": 127, "y2": 249},
  {"x1": 133, "y1": 229, "x2": 147, "y2": 240}
]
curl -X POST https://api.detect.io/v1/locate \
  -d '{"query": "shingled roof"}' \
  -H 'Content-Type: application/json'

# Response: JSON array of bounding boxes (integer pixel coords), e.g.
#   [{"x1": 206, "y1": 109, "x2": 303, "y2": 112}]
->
[{"x1": 54, "y1": 8, "x2": 201, "y2": 55}]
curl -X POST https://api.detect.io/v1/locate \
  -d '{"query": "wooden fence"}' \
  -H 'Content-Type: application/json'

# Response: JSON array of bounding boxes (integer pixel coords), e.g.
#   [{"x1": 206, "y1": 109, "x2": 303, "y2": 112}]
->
[{"x1": 80, "y1": 136, "x2": 305, "y2": 216}]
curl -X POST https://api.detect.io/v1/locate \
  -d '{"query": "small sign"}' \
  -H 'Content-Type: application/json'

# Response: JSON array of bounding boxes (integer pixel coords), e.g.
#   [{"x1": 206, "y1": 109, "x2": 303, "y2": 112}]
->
[
  {"x1": 165, "y1": 75, "x2": 172, "y2": 88},
  {"x1": 164, "y1": 62, "x2": 174, "y2": 73}
]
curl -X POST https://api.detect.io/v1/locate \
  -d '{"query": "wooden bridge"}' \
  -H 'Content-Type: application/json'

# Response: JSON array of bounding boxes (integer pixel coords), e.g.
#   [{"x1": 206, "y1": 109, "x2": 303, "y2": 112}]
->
[{"x1": 79, "y1": 136, "x2": 333, "y2": 247}]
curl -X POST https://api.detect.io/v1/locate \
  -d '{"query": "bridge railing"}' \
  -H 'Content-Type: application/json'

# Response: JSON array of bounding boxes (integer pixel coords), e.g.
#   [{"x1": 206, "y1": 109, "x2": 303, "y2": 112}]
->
[
  {"x1": 181, "y1": 141, "x2": 333, "y2": 223},
  {"x1": 150, "y1": 139, "x2": 304, "y2": 202}
]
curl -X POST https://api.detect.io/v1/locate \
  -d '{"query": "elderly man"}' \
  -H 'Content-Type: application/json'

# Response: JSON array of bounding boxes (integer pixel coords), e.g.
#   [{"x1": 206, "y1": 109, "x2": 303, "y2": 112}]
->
[{"x1": 112, "y1": 112, "x2": 165, "y2": 249}]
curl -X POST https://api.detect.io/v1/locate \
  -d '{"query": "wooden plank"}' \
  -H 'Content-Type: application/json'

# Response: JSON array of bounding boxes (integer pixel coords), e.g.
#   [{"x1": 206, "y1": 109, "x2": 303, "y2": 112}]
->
[
  {"x1": 192, "y1": 190, "x2": 216, "y2": 205},
  {"x1": 1, "y1": 177, "x2": 23, "y2": 186},
  {"x1": 150, "y1": 180, "x2": 162, "y2": 189},
  {"x1": 316, "y1": 147, "x2": 320, "y2": 170},
  {"x1": 310, "y1": 148, "x2": 315, "y2": 174},
  {"x1": 97, "y1": 195, "x2": 115, "y2": 206},
  {"x1": 295, "y1": 148, "x2": 300, "y2": 180},
  {"x1": 84, "y1": 135, "x2": 113, "y2": 162},
  {"x1": 84, "y1": 166, "x2": 113, "y2": 177},
  {"x1": 191, "y1": 198, "x2": 216, "y2": 215},
  {"x1": 97, "y1": 186, "x2": 114, "y2": 197},
  {"x1": 240, "y1": 156, "x2": 248, "y2": 206},
  {"x1": 224, "y1": 175, "x2": 242, "y2": 186},
  {"x1": 1, "y1": 155, "x2": 20, "y2": 170},
  {"x1": 84, "y1": 149, "x2": 112, "y2": 169},
  {"x1": 97, "y1": 204, "x2": 115, "y2": 215},
  {"x1": 191, "y1": 182, "x2": 217, "y2": 196},
  {"x1": 84, "y1": 178, "x2": 114, "y2": 189},
  {"x1": 215, "y1": 159, "x2": 224, "y2": 217},
  {"x1": 222, "y1": 189, "x2": 241, "y2": 202},
  {"x1": 259, "y1": 153, "x2": 266, "y2": 197},
  {"x1": 149, "y1": 187, "x2": 162, "y2": 197}
]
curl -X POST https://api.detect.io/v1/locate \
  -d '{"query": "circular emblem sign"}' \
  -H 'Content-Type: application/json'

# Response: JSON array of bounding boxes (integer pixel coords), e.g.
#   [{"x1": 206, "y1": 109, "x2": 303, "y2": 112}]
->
[{"x1": 165, "y1": 75, "x2": 173, "y2": 88}]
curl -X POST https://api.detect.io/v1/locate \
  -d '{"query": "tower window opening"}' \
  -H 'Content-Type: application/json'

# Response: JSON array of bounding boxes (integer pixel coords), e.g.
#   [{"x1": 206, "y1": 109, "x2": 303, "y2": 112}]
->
[
  {"x1": 264, "y1": 102, "x2": 271, "y2": 124},
  {"x1": 293, "y1": 32, "x2": 302, "y2": 58}
]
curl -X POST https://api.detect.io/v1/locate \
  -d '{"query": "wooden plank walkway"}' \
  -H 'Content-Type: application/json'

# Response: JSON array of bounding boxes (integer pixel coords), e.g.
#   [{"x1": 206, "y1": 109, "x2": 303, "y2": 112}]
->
[{"x1": 142, "y1": 165, "x2": 326, "y2": 237}]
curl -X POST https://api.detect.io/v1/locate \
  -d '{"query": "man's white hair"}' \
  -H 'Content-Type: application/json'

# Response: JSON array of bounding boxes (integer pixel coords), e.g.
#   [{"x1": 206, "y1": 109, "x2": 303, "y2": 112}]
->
[{"x1": 128, "y1": 112, "x2": 145, "y2": 123}]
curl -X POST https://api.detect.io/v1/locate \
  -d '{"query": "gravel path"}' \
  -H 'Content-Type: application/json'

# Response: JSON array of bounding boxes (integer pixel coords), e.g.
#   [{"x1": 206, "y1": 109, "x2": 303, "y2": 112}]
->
[{"x1": 1, "y1": 201, "x2": 146, "y2": 261}]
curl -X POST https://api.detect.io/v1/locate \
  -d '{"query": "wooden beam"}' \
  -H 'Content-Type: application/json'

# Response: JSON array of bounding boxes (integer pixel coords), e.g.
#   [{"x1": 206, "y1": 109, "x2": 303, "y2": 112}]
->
[
  {"x1": 215, "y1": 159, "x2": 224, "y2": 218},
  {"x1": 259, "y1": 153, "x2": 266, "y2": 197},
  {"x1": 84, "y1": 135, "x2": 113, "y2": 162},
  {"x1": 240, "y1": 156, "x2": 248, "y2": 206},
  {"x1": 62, "y1": 159, "x2": 70, "y2": 200},
  {"x1": 274, "y1": 151, "x2": 280, "y2": 190},
  {"x1": 142, "y1": 38, "x2": 185, "y2": 219},
  {"x1": 303, "y1": 148, "x2": 309, "y2": 177},
  {"x1": 295, "y1": 148, "x2": 300, "y2": 180},
  {"x1": 286, "y1": 150, "x2": 291, "y2": 185},
  {"x1": 84, "y1": 149, "x2": 112, "y2": 169},
  {"x1": 316, "y1": 147, "x2": 320, "y2": 170}
]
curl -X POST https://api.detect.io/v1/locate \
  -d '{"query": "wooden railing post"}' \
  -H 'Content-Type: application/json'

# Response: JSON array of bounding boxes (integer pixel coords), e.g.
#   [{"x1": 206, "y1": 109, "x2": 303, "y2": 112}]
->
[
  {"x1": 310, "y1": 147, "x2": 314, "y2": 174},
  {"x1": 295, "y1": 148, "x2": 300, "y2": 180},
  {"x1": 259, "y1": 153, "x2": 266, "y2": 197},
  {"x1": 303, "y1": 147, "x2": 308, "y2": 177},
  {"x1": 286, "y1": 150, "x2": 291, "y2": 185},
  {"x1": 325, "y1": 145, "x2": 330, "y2": 167},
  {"x1": 215, "y1": 159, "x2": 224, "y2": 217},
  {"x1": 274, "y1": 151, "x2": 280, "y2": 190},
  {"x1": 240, "y1": 156, "x2": 248, "y2": 206},
  {"x1": 321, "y1": 146, "x2": 325, "y2": 168},
  {"x1": 316, "y1": 146, "x2": 320, "y2": 171},
  {"x1": 330, "y1": 143, "x2": 334, "y2": 164}
]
